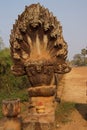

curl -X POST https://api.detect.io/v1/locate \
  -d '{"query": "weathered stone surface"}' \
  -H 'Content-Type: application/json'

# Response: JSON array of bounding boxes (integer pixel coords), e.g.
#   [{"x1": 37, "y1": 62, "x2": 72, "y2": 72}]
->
[
  {"x1": 2, "y1": 99, "x2": 21, "y2": 117},
  {"x1": 28, "y1": 85, "x2": 56, "y2": 97},
  {"x1": 23, "y1": 122, "x2": 55, "y2": 130},
  {"x1": 3, "y1": 118, "x2": 22, "y2": 130},
  {"x1": 9, "y1": 3, "x2": 71, "y2": 130},
  {"x1": 23, "y1": 96, "x2": 55, "y2": 130},
  {"x1": 10, "y1": 3, "x2": 71, "y2": 86}
]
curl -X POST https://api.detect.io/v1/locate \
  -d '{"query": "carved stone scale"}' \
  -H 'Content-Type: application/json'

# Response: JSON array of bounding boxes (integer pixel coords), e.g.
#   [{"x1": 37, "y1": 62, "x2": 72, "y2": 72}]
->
[{"x1": 10, "y1": 3, "x2": 71, "y2": 130}]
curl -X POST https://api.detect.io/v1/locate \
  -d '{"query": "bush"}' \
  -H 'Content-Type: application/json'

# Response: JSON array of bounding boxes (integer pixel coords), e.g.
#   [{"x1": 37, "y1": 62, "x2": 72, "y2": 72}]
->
[
  {"x1": 0, "y1": 48, "x2": 30, "y2": 91},
  {"x1": 0, "y1": 48, "x2": 30, "y2": 118}
]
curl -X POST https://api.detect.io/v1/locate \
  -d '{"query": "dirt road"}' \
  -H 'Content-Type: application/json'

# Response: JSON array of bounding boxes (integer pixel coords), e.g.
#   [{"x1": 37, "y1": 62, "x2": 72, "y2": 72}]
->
[
  {"x1": 60, "y1": 67, "x2": 87, "y2": 103},
  {"x1": 56, "y1": 67, "x2": 87, "y2": 130}
]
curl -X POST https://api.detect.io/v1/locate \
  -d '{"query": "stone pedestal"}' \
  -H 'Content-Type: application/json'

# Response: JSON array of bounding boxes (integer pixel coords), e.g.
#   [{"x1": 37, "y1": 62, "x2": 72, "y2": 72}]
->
[
  {"x1": 3, "y1": 118, "x2": 22, "y2": 130},
  {"x1": 23, "y1": 94, "x2": 56, "y2": 130},
  {"x1": 23, "y1": 122, "x2": 55, "y2": 130},
  {"x1": 2, "y1": 98, "x2": 21, "y2": 117},
  {"x1": 2, "y1": 99, "x2": 22, "y2": 130}
]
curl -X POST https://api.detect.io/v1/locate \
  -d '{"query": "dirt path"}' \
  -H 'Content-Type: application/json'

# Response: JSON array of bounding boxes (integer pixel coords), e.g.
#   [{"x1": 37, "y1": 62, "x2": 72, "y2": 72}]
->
[
  {"x1": 56, "y1": 67, "x2": 87, "y2": 130},
  {"x1": 60, "y1": 67, "x2": 87, "y2": 103}
]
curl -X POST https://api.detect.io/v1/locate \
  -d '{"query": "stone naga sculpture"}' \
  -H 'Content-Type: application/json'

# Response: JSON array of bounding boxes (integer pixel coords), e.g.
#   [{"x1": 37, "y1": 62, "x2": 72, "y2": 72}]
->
[{"x1": 10, "y1": 3, "x2": 71, "y2": 97}]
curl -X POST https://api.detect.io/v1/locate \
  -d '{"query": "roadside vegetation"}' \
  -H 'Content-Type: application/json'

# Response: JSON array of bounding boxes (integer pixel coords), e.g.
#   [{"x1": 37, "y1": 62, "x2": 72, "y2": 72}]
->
[
  {"x1": 0, "y1": 48, "x2": 29, "y2": 118},
  {"x1": 56, "y1": 101, "x2": 75, "y2": 124},
  {"x1": 71, "y1": 47, "x2": 87, "y2": 66}
]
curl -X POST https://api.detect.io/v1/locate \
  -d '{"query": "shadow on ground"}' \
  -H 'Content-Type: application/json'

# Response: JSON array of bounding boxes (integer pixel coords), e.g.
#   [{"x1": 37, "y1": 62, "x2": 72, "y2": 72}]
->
[{"x1": 75, "y1": 103, "x2": 87, "y2": 120}]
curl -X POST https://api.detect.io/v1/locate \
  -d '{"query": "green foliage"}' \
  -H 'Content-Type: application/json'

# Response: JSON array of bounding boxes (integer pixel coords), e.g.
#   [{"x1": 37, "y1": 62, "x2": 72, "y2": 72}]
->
[
  {"x1": 0, "y1": 48, "x2": 29, "y2": 90},
  {"x1": 0, "y1": 48, "x2": 11, "y2": 67},
  {"x1": 72, "y1": 54, "x2": 84, "y2": 66},
  {"x1": 72, "y1": 47, "x2": 87, "y2": 66},
  {"x1": 0, "y1": 36, "x2": 4, "y2": 50},
  {"x1": 81, "y1": 48, "x2": 87, "y2": 56},
  {"x1": 0, "y1": 48, "x2": 30, "y2": 118},
  {"x1": 56, "y1": 101, "x2": 75, "y2": 123}
]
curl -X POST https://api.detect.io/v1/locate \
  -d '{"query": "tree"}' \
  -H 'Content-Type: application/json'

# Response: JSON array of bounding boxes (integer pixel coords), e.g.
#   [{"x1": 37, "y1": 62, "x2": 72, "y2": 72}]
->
[
  {"x1": 81, "y1": 48, "x2": 87, "y2": 65},
  {"x1": 72, "y1": 47, "x2": 87, "y2": 66},
  {"x1": 72, "y1": 54, "x2": 83, "y2": 66},
  {"x1": 0, "y1": 36, "x2": 4, "y2": 50}
]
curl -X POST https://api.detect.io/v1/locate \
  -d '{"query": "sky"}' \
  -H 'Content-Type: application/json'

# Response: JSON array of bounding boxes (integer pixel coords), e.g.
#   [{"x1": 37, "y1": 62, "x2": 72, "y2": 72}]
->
[{"x1": 0, "y1": 0, "x2": 87, "y2": 60}]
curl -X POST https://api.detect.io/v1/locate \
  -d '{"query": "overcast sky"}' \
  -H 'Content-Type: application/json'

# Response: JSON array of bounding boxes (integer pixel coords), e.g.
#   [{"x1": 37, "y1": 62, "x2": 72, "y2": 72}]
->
[{"x1": 0, "y1": 0, "x2": 87, "y2": 59}]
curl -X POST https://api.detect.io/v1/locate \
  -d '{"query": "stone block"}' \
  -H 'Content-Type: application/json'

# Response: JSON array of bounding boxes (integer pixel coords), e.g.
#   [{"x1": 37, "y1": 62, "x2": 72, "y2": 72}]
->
[{"x1": 28, "y1": 85, "x2": 56, "y2": 97}]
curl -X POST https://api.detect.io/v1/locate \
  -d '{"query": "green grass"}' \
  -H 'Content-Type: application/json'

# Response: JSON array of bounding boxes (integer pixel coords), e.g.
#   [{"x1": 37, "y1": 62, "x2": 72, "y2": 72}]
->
[{"x1": 56, "y1": 101, "x2": 75, "y2": 124}]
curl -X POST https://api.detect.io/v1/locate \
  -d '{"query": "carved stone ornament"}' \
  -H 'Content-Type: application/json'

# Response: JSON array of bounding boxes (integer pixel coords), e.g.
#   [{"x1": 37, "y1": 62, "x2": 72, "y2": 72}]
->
[
  {"x1": 9, "y1": 3, "x2": 71, "y2": 129},
  {"x1": 10, "y1": 3, "x2": 71, "y2": 89}
]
